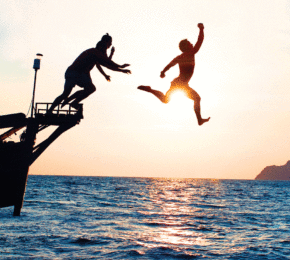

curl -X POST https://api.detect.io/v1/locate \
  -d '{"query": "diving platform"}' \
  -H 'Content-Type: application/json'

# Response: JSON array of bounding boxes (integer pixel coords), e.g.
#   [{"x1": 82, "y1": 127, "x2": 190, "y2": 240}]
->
[
  {"x1": 34, "y1": 103, "x2": 83, "y2": 125},
  {"x1": 0, "y1": 103, "x2": 83, "y2": 216}
]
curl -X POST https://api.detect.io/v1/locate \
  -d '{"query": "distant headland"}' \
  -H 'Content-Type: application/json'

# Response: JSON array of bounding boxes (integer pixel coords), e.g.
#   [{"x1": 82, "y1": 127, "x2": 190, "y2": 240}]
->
[{"x1": 255, "y1": 160, "x2": 290, "y2": 180}]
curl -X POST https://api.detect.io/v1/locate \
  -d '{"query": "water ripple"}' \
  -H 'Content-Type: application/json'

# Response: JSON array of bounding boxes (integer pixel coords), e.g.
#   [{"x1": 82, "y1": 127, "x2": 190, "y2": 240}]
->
[{"x1": 0, "y1": 177, "x2": 290, "y2": 259}]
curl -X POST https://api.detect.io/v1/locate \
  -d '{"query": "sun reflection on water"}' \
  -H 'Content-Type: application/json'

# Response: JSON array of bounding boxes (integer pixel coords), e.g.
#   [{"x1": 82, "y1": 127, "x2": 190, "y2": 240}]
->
[
  {"x1": 151, "y1": 226, "x2": 210, "y2": 246},
  {"x1": 136, "y1": 178, "x2": 220, "y2": 248}
]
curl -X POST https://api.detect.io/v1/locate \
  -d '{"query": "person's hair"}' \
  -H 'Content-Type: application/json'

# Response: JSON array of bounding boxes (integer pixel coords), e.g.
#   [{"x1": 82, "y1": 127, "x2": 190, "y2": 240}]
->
[
  {"x1": 179, "y1": 39, "x2": 189, "y2": 52},
  {"x1": 96, "y1": 33, "x2": 112, "y2": 54},
  {"x1": 101, "y1": 33, "x2": 112, "y2": 43}
]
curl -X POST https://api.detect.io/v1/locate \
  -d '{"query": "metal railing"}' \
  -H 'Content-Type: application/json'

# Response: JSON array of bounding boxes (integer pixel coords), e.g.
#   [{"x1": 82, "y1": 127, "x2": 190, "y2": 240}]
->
[{"x1": 35, "y1": 103, "x2": 82, "y2": 117}]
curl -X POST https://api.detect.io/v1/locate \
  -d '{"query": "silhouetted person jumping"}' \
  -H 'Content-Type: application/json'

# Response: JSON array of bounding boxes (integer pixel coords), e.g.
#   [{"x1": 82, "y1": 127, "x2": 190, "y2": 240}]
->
[
  {"x1": 138, "y1": 23, "x2": 210, "y2": 126},
  {"x1": 48, "y1": 33, "x2": 131, "y2": 113}
]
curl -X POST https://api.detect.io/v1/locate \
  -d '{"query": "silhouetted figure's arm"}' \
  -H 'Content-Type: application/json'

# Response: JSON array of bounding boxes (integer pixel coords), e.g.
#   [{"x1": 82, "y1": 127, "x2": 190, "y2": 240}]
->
[
  {"x1": 96, "y1": 63, "x2": 111, "y2": 81},
  {"x1": 97, "y1": 55, "x2": 131, "y2": 74},
  {"x1": 160, "y1": 59, "x2": 178, "y2": 78},
  {"x1": 106, "y1": 47, "x2": 130, "y2": 69},
  {"x1": 108, "y1": 47, "x2": 115, "y2": 60},
  {"x1": 192, "y1": 23, "x2": 204, "y2": 53},
  {"x1": 107, "y1": 64, "x2": 130, "y2": 74}
]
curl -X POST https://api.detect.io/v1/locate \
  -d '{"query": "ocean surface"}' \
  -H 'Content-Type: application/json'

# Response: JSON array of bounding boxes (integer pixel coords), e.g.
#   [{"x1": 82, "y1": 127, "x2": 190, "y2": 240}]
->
[{"x1": 0, "y1": 176, "x2": 290, "y2": 260}]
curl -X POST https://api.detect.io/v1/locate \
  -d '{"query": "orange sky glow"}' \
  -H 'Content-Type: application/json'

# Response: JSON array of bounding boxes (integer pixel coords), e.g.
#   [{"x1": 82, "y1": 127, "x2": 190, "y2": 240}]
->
[{"x1": 1, "y1": 0, "x2": 290, "y2": 179}]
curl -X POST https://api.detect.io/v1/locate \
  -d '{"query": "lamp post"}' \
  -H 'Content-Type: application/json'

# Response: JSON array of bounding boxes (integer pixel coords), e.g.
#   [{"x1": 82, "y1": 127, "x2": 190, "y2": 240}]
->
[{"x1": 31, "y1": 53, "x2": 43, "y2": 118}]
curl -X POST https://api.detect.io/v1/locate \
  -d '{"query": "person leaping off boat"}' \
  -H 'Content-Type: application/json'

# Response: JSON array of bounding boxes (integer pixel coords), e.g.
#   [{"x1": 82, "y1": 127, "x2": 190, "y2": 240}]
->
[
  {"x1": 47, "y1": 33, "x2": 131, "y2": 114},
  {"x1": 138, "y1": 23, "x2": 210, "y2": 126}
]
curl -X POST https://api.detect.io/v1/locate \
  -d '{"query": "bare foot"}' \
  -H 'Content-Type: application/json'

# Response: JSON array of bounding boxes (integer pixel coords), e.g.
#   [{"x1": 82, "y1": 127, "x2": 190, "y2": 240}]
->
[
  {"x1": 198, "y1": 117, "x2": 210, "y2": 126},
  {"x1": 137, "y1": 85, "x2": 151, "y2": 91},
  {"x1": 70, "y1": 102, "x2": 81, "y2": 110}
]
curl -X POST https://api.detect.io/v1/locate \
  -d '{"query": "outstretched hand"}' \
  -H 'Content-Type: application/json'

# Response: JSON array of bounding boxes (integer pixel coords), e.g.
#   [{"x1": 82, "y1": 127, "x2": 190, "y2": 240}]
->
[
  {"x1": 122, "y1": 69, "x2": 131, "y2": 74},
  {"x1": 160, "y1": 71, "x2": 165, "y2": 78},
  {"x1": 120, "y1": 63, "x2": 130, "y2": 68},
  {"x1": 198, "y1": 23, "x2": 204, "y2": 30}
]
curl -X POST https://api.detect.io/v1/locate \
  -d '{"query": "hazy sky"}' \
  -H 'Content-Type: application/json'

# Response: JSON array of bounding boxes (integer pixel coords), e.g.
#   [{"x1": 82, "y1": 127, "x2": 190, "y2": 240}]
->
[{"x1": 1, "y1": 0, "x2": 290, "y2": 179}]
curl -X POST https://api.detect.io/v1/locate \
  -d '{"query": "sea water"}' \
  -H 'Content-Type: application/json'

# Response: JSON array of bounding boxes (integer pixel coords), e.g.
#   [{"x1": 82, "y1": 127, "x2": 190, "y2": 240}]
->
[{"x1": 0, "y1": 176, "x2": 290, "y2": 259}]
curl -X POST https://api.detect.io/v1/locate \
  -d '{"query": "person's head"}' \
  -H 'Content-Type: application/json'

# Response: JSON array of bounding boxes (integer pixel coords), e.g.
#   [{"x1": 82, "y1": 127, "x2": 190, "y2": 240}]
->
[
  {"x1": 101, "y1": 33, "x2": 112, "y2": 48},
  {"x1": 96, "y1": 33, "x2": 112, "y2": 53},
  {"x1": 179, "y1": 39, "x2": 193, "y2": 53}
]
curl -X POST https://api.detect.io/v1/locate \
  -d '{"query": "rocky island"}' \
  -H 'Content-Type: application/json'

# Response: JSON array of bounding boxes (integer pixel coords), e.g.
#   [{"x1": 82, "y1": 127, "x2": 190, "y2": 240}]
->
[{"x1": 255, "y1": 160, "x2": 290, "y2": 180}]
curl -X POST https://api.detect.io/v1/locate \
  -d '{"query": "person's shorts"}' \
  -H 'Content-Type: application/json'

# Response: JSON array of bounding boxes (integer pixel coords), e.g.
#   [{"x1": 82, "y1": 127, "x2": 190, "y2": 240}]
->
[
  {"x1": 168, "y1": 78, "x2": 200, "y2": 101},
  {"x1": 64, "y1": 69, "x2": 94, "y2": 89}
]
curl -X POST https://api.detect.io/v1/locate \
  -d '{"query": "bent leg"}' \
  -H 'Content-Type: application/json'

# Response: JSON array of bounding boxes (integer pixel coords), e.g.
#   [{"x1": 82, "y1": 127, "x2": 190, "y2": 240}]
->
[
  {"x1": 70, "y1": 74, "x2": 96, "y2": 108},
  {"x1": 138, "y1": 86, "x2": 169, "y2": 103},
  {"x1": 61, "y1": 91, "x2": 79, "y2": 107},
  {"x1": 48, "y1": 79, "x2": 74, "y2": 113},
  {"x1": 70, "y1": 85, "x2": 96, "y2": 108},
  {"x1": 186, "y1": 87, "x2": 210, "y2": 126}
]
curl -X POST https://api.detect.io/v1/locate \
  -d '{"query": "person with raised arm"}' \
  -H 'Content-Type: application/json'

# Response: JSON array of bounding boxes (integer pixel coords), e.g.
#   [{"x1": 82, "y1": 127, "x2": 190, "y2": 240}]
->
[
  {"x1": 48, "y1": 33, "x2": 130, "y2": 114},
  {"x1": 138, "y1": 23, "x2": 210, "y2": 126}
]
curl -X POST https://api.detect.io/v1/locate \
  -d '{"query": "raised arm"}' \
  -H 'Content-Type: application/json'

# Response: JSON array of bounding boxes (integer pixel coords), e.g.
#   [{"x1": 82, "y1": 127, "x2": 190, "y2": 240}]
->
[
  {"x1": 108, "y1": 47, "x2": 130, "y2": 68},
  {"x1": 108, "y1": 47, "x2": 115, "y2": 60},
  {"x1": 192, "y1": 23, "x2": 204, "y2": 54}
]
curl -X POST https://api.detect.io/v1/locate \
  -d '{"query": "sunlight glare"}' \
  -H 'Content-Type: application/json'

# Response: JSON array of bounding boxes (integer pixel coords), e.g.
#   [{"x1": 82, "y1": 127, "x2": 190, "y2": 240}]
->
[
  {"x1": 166, "y1": 89, "x2": 194, "y2": 119},
  {"x1": 142, "y1": 179, "x2": 211, "y2": 247}
]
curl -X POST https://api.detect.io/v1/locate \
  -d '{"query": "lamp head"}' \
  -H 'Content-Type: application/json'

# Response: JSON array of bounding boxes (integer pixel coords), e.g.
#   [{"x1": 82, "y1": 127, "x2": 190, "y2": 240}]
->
[{"x1": 33, "y1": 53, "x2": 43, "y2": 70}]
